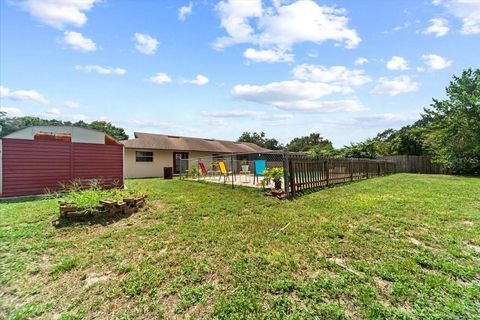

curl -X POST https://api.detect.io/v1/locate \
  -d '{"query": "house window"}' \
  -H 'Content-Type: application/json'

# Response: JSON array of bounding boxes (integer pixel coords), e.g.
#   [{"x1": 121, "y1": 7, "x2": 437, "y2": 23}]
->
[{"x1": 136, "y1": 151, "x2": 153, "y2": 162}]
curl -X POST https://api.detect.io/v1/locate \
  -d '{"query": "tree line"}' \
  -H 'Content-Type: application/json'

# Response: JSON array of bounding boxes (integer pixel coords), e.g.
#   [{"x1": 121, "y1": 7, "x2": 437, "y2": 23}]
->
[
  {"x1": 237, "y1": 69, "x2": 480, "y2": 175},
  {"x1": 0, "y1": 115, "x2": 129, "y2": 141}
]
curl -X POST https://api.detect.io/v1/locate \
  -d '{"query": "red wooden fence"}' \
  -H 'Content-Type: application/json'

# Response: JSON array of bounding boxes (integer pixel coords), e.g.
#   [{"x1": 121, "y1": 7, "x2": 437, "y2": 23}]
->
[{"x1": 2, "y1": 139, "x2": 123, "y2": 197}]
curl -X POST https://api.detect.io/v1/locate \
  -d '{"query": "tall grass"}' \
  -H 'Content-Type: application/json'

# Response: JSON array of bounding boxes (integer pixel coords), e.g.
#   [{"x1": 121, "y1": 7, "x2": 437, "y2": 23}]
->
[{"x1": 54, "y1": 180, "x2": 145, "y2": 211}]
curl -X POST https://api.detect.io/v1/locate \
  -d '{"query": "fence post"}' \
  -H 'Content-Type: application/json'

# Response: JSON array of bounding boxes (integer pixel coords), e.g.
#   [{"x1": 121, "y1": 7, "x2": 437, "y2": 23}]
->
[
  {"x1": 283, "y1": 151, "x2": 290, "y2": 198},
  {"x1": 350, "y1": 159, "x2": 353, "y2": 182},
  {"x1": 230, "y1": 154, "x2": 234, "y2": 189},
  {"x1": 289, "y1": 159, "x2": 296, "y2": 197},
  {"x1": 366, "y1": 160, "x2": 369, "y2": 179},
  {"x1": 325, "y1": 159, "x2": 329, "y2": 186}
]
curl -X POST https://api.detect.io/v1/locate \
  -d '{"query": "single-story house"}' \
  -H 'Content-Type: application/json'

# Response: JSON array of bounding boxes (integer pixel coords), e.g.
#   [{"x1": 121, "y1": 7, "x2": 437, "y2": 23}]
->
[
  {"x1": 0, "y1": 126, "x2": 124, "y2": 197},
  {"x1": 121, "y1": 132, "x2": 270, "y2": 178}
]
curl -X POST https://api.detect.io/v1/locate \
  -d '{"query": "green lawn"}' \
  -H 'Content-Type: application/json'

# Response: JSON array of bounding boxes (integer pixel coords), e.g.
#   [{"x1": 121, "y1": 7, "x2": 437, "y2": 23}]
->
[{"x1": 1, "y1": 174, "x2": 479, "y2": 319}]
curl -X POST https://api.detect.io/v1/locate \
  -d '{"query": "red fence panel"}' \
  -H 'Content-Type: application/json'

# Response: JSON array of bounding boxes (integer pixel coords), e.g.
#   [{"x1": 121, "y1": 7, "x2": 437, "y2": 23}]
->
[
  {"x1": 2, "y1": 139, "x2": 123, "y2": 197},
  {"x1": 72, "y1": 143, "x2": 124, "y2": 187}
]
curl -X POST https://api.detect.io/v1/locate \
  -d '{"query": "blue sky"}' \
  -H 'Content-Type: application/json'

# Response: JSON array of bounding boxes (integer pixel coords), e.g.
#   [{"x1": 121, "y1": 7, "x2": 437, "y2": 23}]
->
[{"x1": 1, "y1": 0, "x2": 479, "y2": 146}]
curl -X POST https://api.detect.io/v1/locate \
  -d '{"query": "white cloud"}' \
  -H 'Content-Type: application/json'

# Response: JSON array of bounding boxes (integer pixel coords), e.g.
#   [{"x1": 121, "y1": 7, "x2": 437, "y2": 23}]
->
[
  {"x1": 417, "y1": 67, "x2": 426, "y2": 73},
  {"x1": 386, "y1": 56, "x2": 409, "y2": 70},
  {"x1": 0, "y1": 85, "x2": 49, "y2": 105},
  {"x1": 64, "y1": 100, "x2": 79, "y2": 108},
  {"x1": 422, "y1": 18, "x2": 449, "y2": 37},
  {"x1": 383, "y1": 21, "x2": 413, "y2": 34},
  {"x1": 202, "y1": 110, "x2": 293, "y2": 120},
  {"x1": 421, "y1": 54, "x2": 453, "y2": 70},
  {"x1": 292, "y1": 64, "x2": 371, "y2": 87},
  {"x1": 62, "y1": 31, "x2": 96, "y2": 52},
  {"x1": 134, "y1": 33, "x2": 159, "y2": 55},
  {"x1": 435, "y1": 0, "x2": 480, "y2": 34},
  {"x1": 232, "y1": 80, "x2": 363, "y2": 113},
  {"x1": 214, "y1": 0, "x2": 360, "y2": 61},
  {"x1": 275, "y1": 99, "x2": 364, "y2": 113},
  {"x1": 47, "y1": 107, "x2": 61, "y2": 115},
  {"x1": 233, "y1": 80, "x2": 345, "y2": 102},
  {"x1": 19, "y1": 0, "x2": 99, "y2": 29},
  {"x1": 74, "y1": 65, "x2": 126, "y2": 75},
  {"x1": 371, "y1": 75, "x2": 419, "y2": 96},
  {"x1": 243, "y1": 48, "x2": 294, "y2": 63},
  {"x1": 0, "y1": 106, "x2": 23, "y2": 117},
  {"x1": 355, "y1": 113, "x2": 421, "y2": 123},
  {"x1": 354, "y1": 57, "x2": 368, "y2": 66},
  {"x1": 214, "y1": 0, "x2": 263, "y2": 48},
  {"x1": 149, "y1": 73, "x2": 172, "y2": 84},
  {"x1": 189, "y1": 74, "x2": 209, "y2": 86},
  {"x1": 178, "y1": 2, "x2": 193, "y2": 21}
]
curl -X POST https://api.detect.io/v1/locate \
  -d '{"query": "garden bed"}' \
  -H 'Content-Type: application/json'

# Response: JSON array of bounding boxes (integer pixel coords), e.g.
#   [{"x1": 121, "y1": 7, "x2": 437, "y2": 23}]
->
[{"x1": 58, "y1": 196, "x2": 146, "y2": 221}]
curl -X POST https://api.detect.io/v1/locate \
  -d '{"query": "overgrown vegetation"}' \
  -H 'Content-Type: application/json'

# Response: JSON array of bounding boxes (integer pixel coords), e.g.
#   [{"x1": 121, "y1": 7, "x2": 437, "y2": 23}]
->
[
  {"x1": 54, "y1": 180, "x2": 144, "y2": 212},
  {"x1": 1, "y1": 175, "x2": 479, "y2": 319}
]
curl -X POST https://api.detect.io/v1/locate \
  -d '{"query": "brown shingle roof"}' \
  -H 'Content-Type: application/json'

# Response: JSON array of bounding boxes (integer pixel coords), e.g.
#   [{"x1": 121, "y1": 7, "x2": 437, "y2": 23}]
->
[{"x1": 121, "y1": 132, "x2": 271, "y2": 154}]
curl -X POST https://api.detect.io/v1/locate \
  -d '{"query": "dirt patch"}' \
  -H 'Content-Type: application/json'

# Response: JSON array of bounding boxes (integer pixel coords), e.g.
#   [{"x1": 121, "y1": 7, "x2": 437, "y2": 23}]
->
[
  {"x1": 463, "y1": 221, "x2": 474, "y2": 226},
  {"x1": 466, "y1": 244, "x2": 480, "y2": 253},
  {"x1": 148, "y1": 200, "x2": 168, "y2": 211},
  {"x1": 85, "y1": 273, "x2": 111, "y2": 287},
  {"x1": 409, "y1": 238, "x2": 423, "y2": 246},
  {"x1": 373, "y1": 277, "x2": 393, "y2": 294}
]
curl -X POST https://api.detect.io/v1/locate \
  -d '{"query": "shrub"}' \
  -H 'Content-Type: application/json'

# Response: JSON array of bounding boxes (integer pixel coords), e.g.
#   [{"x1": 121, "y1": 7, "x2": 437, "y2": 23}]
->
[{"x1": 263, "y1": 167, "x2": 284, "y2": 182}]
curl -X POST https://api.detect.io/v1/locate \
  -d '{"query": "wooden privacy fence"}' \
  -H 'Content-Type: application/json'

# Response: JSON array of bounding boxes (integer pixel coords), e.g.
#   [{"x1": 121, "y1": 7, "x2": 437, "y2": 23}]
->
[
  {"x1": 288, "y1": 158, "x2": 395, "y2": 196},
  {"x1": 381, "y1": 155, "x2": 444, "y2": 174}
]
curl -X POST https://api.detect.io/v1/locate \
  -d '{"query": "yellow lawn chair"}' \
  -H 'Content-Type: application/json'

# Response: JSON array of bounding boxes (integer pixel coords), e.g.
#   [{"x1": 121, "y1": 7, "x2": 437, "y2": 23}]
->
[{"x1": 218, "y1": 161, "x2": 235, "y2": 183}]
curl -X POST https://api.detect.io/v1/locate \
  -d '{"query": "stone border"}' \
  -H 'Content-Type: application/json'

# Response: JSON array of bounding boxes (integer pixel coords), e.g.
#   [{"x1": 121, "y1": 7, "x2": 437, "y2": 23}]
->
[{"x1": 59, "y1": 196, "x2": 147, "y2": 220}]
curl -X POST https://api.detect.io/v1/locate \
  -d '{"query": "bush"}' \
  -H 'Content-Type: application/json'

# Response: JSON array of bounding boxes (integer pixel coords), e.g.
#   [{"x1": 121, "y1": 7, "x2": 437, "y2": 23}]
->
[{"x1": 263, "y1": 167, "x2": 284, "y2": 182}]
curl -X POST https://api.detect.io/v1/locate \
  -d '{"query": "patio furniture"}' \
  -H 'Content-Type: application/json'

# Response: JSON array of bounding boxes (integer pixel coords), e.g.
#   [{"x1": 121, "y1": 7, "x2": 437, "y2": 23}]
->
[
  {"x1": 199, "y1": 162, "x2": 220, "y2": 179},
  {"x1": 218, "y1": 161, "x2": 234, "y2": 183},
  {"x1": 199, "y1": 162, "x2": 207, "y2": 179},
  {"x1": 238, "y1": 169, "x2": 251, "y2": 183},
  {"x1": 253, "y1": 160, "x2": 267, "y2": 185}
]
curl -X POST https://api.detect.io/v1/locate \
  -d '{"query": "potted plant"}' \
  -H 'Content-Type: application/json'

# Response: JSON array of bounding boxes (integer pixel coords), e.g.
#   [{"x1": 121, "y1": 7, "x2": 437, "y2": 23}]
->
[
  {"x1": 264, "y1": 167, "x2": 284, "y2": 189},
  {"x1": 241, "y1": 160, "x2": 249, "y2": 172}
]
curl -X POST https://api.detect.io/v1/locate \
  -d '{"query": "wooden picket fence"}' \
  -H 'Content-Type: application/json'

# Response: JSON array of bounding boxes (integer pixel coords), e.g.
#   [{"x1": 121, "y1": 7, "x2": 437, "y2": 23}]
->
[
  {"x1": 288, "y1": 158, "x2": 395, "y2": 196},
  {"x1": 381, "y1": 155, "x2": 444, "y2": 174}
]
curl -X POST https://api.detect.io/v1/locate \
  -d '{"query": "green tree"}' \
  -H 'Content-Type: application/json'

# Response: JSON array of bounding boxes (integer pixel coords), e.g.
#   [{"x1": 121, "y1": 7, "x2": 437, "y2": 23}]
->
[
  {"x1": 307, "y1": 145, "x2": 340, "y2": 158},
  {"x1": 341, "y1": 139, "x2": 379, "y2": 159},
  {"x1": 287, "y1": 133, "x2": 334, "y2": 153},
  {"x1": 237, "y1": 131, "x2": 283, "y2": 150},
  {"x1": 83, "y1": 120, "x2": 128, "y2": 141},
  {"x1": 388, "y1": 126, "x2": 426, "y2": 156},
  {"x1": 422, "y1": 68, "x2": 480, "y2": 174}
]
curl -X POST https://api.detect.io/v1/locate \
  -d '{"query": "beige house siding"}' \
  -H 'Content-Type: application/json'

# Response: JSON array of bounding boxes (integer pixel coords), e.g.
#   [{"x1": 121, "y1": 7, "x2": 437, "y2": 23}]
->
[{"x1": 124, "y1": 149, "x2": 220, "y2": 178}]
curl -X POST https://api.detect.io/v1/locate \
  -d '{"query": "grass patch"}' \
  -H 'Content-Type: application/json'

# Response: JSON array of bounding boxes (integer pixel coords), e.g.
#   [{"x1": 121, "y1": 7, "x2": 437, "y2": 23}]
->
[
  {"x1": 1, "y1": 174, "x2": 479, "y2": 319},
  {"x1": 51, "y1": 256, "x2": 80, "y2": 275}
]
